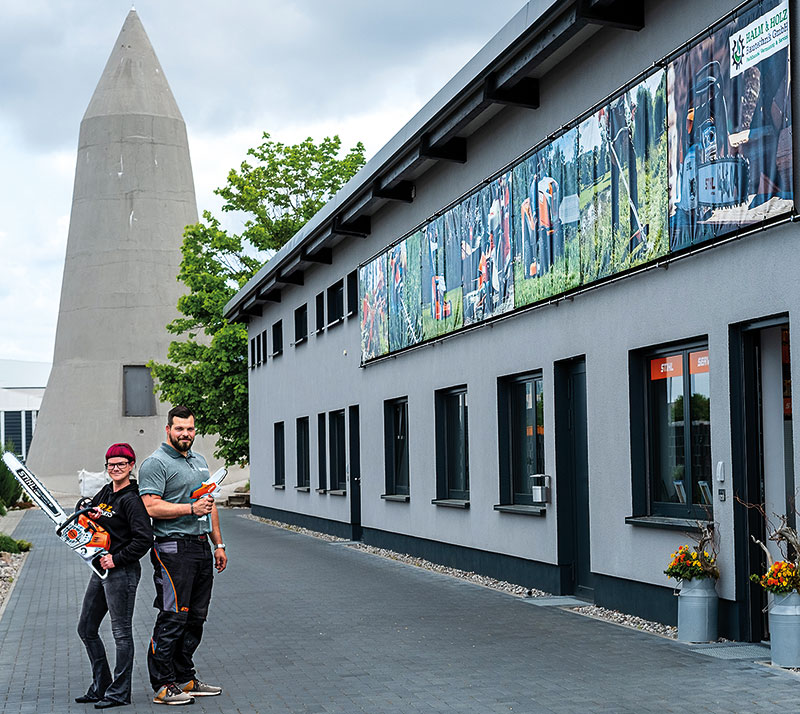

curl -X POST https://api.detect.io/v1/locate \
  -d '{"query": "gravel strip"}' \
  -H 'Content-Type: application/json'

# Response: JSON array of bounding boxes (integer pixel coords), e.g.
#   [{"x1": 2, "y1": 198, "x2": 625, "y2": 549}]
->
[
  {"x1": 571, "y1": 604, "x2": 677, "y2": 638},
  {"x1": 244, "y1": 514, "x2": 349, "y2": 542},
  {"x1": 242, "y1": 514, "x2": 679, "y2": 636},
  {"x1": 0, "y1": 551, "x2": 27, "y2": 616},
  {"x1": 348, "y1": 542, "x2": 550, "y2": 597}
]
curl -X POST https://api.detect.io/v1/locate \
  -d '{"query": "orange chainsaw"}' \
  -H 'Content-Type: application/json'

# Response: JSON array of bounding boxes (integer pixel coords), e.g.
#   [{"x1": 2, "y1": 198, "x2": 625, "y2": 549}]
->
[{"x1": 2, "y1": 452, "x2": 111, "y2": 578}]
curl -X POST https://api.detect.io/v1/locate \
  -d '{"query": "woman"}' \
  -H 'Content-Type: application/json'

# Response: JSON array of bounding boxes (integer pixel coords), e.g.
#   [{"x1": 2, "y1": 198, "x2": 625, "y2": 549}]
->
[{"x1": 75, "y1": 443, "x2": 152, "y2": 709}]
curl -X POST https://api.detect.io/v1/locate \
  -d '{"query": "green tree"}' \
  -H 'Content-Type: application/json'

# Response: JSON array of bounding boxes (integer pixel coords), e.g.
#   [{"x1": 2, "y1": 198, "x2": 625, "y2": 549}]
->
[{"x1": 150, "y1": 133, "x2": 366, "y2": 465}]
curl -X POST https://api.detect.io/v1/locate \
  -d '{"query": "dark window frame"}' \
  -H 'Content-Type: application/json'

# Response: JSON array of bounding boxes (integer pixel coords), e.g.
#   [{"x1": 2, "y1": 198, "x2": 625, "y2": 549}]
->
[
  {"x1": 329, "y1": 409, "x2": 347, "y2": 491},
  {"x1": 250, "y1": 337, "x2": 256, "y2": 369},
  {"x1": 273, "y1": 421, "x2": 286, "y2": 487},
  {"x1": 296, "y1": 416, "x2": 310, "y2": 489},
  {"x1": 327, "y1": 280, "x2": 345, "y2": 326},
  {"x1": 346, "y1": 270, "x2": 358, "y2": 318},
  {"x1": 260, "y1": 330, "x2": 268, "y2": 362},
  {"x1": 498, "y1": 371, "x2": 544, "y2": 506},
  {"x1": 383, "y1": 397, "x2": 410, "y2": 497},
  {"x1": 315, "y1": 292, "x2": 325, "y2": 334},
  {"x1": 271, "y1": 320, "x2": 283, "y2": 357},
  {"x1": 317, "y1": 412, "x2": 327, "y2": 491},
  {"x1": 630, "y1": 338, "x2": 712, "y2": 520},
  {"x1": 294, "y1": 304, "x2": 308, "y2": 345},
  {"x1": 434, "y1": 386, "x2": 469, "y2": 503}
]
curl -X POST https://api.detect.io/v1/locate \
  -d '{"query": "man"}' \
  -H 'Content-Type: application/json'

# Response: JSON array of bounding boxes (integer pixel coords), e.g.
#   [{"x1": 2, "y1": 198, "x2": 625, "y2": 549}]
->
[{"x1": 139, "y1": 405, "x2": 228, "y2": 706}]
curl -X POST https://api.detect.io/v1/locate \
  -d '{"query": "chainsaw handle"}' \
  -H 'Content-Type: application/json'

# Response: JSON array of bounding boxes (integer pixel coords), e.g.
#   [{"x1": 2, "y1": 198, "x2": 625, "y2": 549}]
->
[{"x1": 56, "y1": 506, "x2": 99, "y2": 537}]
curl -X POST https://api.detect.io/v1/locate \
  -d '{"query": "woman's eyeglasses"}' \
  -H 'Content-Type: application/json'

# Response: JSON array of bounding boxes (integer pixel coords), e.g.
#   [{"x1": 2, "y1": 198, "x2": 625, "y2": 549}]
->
[{"x1": 106, "y1": 461, "x2": 131, "y2": 471}]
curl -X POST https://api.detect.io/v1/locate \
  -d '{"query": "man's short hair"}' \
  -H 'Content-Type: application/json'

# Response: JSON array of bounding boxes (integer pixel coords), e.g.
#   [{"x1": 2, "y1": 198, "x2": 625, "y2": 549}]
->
[{"x1": 167, "y1": 405, "x2": 195, "y2": 425}]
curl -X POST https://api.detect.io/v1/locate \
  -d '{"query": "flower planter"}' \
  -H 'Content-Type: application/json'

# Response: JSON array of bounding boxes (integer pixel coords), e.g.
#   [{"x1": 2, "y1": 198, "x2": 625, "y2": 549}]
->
[
  {"x1": 769, "y1": 591, "x2": 800, "y2": 667},
  {"x1": 677, "y1": 577, "x2": 718, "y2": 642}
]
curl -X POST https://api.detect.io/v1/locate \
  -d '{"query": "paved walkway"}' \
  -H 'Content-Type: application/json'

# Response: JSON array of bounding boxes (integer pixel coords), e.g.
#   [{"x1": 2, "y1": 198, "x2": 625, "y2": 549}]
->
[{"x1": 0, "y1": 509, "x2": 797, "y2": 713}]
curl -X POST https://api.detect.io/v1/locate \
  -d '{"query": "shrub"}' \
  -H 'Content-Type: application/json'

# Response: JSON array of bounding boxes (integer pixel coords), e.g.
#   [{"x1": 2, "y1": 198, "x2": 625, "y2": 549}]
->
[
  {"x1": 0, "y1": 533, "x2": 31, "y2": 554},
  {"x1": 0, "y1": 443, "x2": 23, "y2": 509}
]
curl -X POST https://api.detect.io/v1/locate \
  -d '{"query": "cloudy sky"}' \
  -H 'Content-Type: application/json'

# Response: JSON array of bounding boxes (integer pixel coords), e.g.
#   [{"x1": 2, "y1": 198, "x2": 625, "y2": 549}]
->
[{"x1": 0, "y1": 0, "x2": 525, "y2": 364}]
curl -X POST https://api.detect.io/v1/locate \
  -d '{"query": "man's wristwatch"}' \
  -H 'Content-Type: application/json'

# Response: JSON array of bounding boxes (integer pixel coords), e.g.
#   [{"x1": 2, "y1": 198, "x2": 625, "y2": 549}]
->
[{"x1": 214, "y1": 543, "x2": 226, "y2": 550}]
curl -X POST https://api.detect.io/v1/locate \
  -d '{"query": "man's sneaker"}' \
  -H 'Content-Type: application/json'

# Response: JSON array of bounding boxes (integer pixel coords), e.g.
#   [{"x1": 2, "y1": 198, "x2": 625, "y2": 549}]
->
[
  {"x1": 179, "y1": 679, "x2": 222, "y2": 697},
  {"x1": 152, "y1": 683, "x2": 194, "y2": 706}
]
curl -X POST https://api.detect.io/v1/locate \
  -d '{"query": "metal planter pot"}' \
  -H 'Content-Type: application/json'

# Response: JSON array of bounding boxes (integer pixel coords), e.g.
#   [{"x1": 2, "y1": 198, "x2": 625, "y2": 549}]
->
[
  {"x1": 769, "y1": 591, "x2": 800, "y2": 668},
  {"x1": 677, "y1": 577, "x2": 718, "y2": 642}
]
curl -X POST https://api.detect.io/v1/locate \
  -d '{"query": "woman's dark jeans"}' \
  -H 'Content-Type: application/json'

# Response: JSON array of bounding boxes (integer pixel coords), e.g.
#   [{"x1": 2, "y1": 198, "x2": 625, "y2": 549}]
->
[{"x1": 77, "y1": 562, "x2": 141, "y2": 703}]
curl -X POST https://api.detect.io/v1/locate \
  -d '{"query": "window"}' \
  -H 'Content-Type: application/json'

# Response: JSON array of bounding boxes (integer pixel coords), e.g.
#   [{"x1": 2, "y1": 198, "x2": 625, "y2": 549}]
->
[
  {"x1": 498, "y1": 372, "x2": 544, "y2": 505},
  {"x1": 250, "y1": 337, "x2": 256, "y2": 369},
  {"x1": 296, "y1": 417, "x2": 310, "y2": 489},
  {"x1": 329, "y1": 409, "x2": 346, "y2": 491},
  {"x1": 255, "y1": 331, "x2": 263, "y2": 365},
  {"x1": 384, "y1": 397, "x2": 410, "y2": 497},
  {"x1": 317, "y1": 412, "x2": 327, "y2": 491},
  {"x1": 273, "y1": 421, "x2": 285, "y2": 486},
  {"x1": 434, "y1": 387, "x2": 469, "y2": 502},
  {"x1": 271, "y1": 320, "x2": 283, "y2": 356},
  {"x1": 294, "y1": 304, "x2": 308, "y2": 344},
  {"x1": 346, "y1": 270, "x2": 358, "y2": 317},
  {"x1": 123, "y1": 366, "x2": 156, "y2": 417},
  {"x1": 260, "y1": 330, "x2": 267, "y2": 362},
  {"x1": 632, "y1": 341, "x2": 711, "y2": 519},
  {"x1": 327, "y1": 280, "x2": 344, "y2": 325},
  {"x1": 315, "y1": 292, "x2": 325, "y2": 333}
]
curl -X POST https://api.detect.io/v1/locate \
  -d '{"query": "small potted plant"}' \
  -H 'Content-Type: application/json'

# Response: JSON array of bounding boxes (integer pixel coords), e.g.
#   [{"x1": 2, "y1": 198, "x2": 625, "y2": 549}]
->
[
  {"x1": 748, "y1": 512, "x2": 800, "y2": 668},
  {"x1": 664, "y1": 523, "x2": 719, "y2": 642}
]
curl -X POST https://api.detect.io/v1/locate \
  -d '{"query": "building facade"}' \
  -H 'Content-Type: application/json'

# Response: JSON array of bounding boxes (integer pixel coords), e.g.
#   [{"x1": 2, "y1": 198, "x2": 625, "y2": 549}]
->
[
  {"x1": 226, "y1": 0, "x2": 797, "y2": 641},
  {"x1": 0, "y1": 360, "x2": 49, "y2": 460}
]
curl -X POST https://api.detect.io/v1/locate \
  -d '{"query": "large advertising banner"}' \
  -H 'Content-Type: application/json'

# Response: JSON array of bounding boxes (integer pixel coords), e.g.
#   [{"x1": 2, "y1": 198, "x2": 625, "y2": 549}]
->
[
  {"x1": 461, "y1": 173, "x2": 514, "y2": 324},
  {"x1": 668, "y1": 0, "x2": 792, "y2": 249},
  {"x1": 359, "y1": 253, "x2": 389, "y2": 361},
  {"x1": 513, "y1": 128, "x2": 580, "y2": 307},
  {"x1": 422, "y1": 214, "x2": 463, "y2": 339},
  {"x1": 388, "y1": 231, "x2": 423, "y2": 351}
]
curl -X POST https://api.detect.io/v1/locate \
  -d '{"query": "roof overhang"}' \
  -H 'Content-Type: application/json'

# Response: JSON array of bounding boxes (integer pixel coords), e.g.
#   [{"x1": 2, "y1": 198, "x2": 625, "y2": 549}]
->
[{"x1": 224, "y1": 0, "x2": 644, "y2": 322}]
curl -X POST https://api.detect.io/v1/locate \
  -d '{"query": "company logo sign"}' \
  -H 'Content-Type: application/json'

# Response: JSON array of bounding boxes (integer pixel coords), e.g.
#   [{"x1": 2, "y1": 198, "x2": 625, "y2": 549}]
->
[{"x1": 729, "y1": 0, "x2": 789, "y2": 77}]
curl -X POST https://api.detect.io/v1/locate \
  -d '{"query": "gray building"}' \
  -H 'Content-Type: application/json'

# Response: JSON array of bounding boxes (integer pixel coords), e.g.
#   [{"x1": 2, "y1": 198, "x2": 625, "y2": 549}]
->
[
  {"x1": 225, "y1": 0, "x2": 797, "y2": 641},
  {"x1": 0, "y1": 360, "x2": 50, "y2": 460}
]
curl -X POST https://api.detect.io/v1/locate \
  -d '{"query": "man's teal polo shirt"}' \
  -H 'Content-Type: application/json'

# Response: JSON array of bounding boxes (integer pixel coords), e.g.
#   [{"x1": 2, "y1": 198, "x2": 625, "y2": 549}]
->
[{"x1": 139, "y1": 442, "x2": 212, "y2": 538}]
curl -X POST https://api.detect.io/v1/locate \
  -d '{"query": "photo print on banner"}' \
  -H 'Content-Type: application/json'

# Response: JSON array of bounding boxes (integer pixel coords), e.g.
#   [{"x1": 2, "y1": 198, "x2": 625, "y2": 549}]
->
[
  {"x1": 578, "y1": 71, "x2": 669, "y2": 284},
  {"x1": 513, "y1": 128, "x2": 581, "y2": 307},
  {"x1": 359, "y1": 253, "x2": 389, "y2": 361},
  {"x1": 422, "y1": 215, "x2": 463, "y2": 339},
  {"x1": 387, "y1": 231, "x2": 423, "y2": 352},
  {"x1": 461, "y1": 172, "x2": 514, "y2": 325},
  {"x1": 668, "y1": 0, "x2": 792, "y2": 249}
]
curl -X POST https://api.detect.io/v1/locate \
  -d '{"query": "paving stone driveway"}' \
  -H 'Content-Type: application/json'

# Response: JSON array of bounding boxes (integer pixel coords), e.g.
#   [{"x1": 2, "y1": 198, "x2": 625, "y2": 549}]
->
[{"x1": 0, "y1": 509, "x2": 797, "y2": 713}]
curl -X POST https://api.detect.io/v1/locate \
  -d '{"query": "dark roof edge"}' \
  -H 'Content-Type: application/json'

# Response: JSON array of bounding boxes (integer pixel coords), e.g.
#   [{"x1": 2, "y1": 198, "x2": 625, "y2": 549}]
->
[{"x1": 224, "y1": 0, "x2": 560, "y2": 320}]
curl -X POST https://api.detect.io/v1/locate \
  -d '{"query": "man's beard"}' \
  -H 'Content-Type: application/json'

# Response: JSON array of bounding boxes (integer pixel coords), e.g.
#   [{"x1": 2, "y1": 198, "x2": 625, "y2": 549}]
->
[{"x1": 169, "y1": 432, "x2": 194, "y2": 454}]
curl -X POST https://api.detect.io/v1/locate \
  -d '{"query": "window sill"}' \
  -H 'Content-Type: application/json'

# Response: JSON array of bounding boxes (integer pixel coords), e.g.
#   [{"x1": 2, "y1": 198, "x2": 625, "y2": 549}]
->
[
  {"x1": 625, "y1": 515, "x2": 707, "y2": 532},
  {"x1": 381, "y1": 494, "x2": 410, "y2": 502},
  {"x1": 493, "y1": 504, "x2": 546, "y2": 516},
  {"x1": 271, "y1": 350, "x2": 283, "y2": 358},
  {"x1": 293, "y1": 337, "x2": 307, "y2": 347},
  {"x1": 431, "y1": 499, "x2": 469, "y2": 509},
  {"x1": 273, "y1": 484, "x2": 285, "y2": 490},
  {"x1": 314, "y1": 328, "x2": 325, "y2": 336},
  {"x1": 295, "y1": 486, "x2": 310, "y2": 493},
  {"x1": 327, "y1": 317, "x2": 344, "y2": 329},
  {"x1": 346, "y1": 309, "x2": 357, "y2": 319},
  {"x1": 315, "y1": 488, "x2": 327, "y2": 494},
  {"x1": 329, "y1": 489, "x2": 347, "y2": 496}
]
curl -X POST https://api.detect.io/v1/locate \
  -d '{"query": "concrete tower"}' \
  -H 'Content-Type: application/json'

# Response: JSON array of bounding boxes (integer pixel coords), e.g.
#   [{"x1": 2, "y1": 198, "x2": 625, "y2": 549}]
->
[{"x1": 28, "y1": 11, "x2": 200, "y2": 482}]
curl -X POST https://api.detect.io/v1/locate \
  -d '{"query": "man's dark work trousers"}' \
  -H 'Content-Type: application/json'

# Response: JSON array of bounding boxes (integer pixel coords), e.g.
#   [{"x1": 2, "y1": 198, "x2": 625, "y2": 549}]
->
[
  {"x1": 77, "y1": 562, "x2": 141, "y2": 704},
  {"x1": 148, "y1": 538, "x2": 214, "y2": 690}
]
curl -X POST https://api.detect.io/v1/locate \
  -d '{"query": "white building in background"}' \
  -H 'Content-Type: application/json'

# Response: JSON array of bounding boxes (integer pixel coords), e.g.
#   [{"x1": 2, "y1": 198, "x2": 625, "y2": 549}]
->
[{"x1": 0, "y1": 360, "x2": 50, "y2": 460}]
